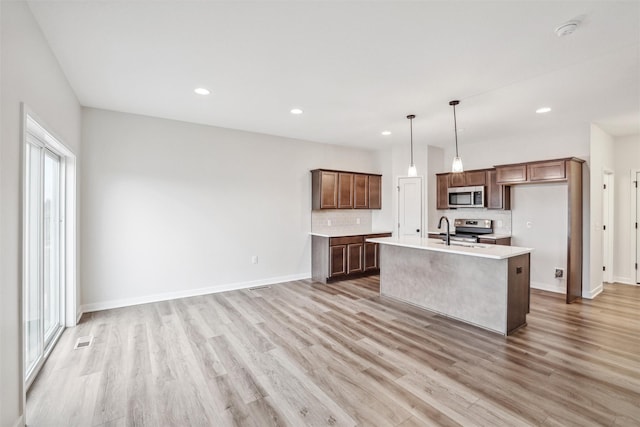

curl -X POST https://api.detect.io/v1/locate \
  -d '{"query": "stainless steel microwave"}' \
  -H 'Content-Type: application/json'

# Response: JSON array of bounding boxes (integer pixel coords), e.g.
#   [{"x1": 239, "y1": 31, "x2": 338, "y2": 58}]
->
[{"x1": 447, "y1": 186, "x2": 485, "y2": 208}]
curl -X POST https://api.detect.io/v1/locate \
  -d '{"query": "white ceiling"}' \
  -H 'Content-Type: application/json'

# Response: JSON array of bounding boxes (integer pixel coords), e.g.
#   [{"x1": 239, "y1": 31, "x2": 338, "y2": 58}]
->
[{"x1": 28, "y1": 1, "x2": 640, "y2": 150}]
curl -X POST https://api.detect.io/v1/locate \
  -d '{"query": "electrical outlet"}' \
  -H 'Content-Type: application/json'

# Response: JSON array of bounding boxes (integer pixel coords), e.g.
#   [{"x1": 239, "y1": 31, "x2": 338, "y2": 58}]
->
[
  {"x1": 327, "y1": 219, "x2": 332, "y2": 226},
  {"x1": 356, "y1": 218, "x2": 360, "y2": 224},
  {"x1": 497, "y1": 220, "x2": 503, "y2": 228},
  {"x1": 252, "y1": 256, "x2": 258, "y2": 265},
  {"x1": 526, "y1": 221, "x2": 533, "y2": 229},
  {"x1": 555, "y1": 268, "x2": 564, "y2": 278}
]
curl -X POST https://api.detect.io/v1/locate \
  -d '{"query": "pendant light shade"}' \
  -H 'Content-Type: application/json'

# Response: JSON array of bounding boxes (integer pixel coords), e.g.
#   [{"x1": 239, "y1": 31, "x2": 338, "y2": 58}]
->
[
  {"x1": 449, "y1": 100, "x2": 464, "y2": 173},
  {"x1": 407, "y1": 114, "x2": 417, "y2": 176}
]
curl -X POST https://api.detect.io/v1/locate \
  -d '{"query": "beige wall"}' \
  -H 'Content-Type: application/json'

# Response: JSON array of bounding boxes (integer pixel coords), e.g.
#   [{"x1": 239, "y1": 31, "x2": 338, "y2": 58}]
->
[{"x1": 1, "y1": 2, "x2": 82, "y2": 426}]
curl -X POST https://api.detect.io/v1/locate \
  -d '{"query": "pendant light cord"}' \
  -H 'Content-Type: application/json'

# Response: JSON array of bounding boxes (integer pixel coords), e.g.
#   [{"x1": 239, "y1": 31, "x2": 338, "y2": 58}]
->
[
  {"x1": 453, "y1": 103, "x2": 459, "y2": 157},
  {"x1": 407, "y1": 114, "x2": 415, "y2": 165},
  {"x1": 410, "y1": 117, "x2": 414, "y2": 165}
]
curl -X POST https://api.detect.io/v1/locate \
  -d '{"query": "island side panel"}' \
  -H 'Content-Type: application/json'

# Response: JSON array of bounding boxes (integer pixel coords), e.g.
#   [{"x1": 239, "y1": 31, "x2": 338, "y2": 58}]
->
[
  {"x1": 507, "y1": 253, "x2": 530, "y2": 334},
  {"x1": 311, "y1": 235, "x2": 329, "y2": 284},
  {"x1": 379, "y1": 244, "x2": 508, "y2": 334}
]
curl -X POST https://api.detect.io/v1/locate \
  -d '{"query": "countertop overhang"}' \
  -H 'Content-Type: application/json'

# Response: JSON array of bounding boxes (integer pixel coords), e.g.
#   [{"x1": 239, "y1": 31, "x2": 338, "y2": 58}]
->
[
  {"x1": 367, "y1": 236, "x2": 532, "y2": 260},
  {"x1": 310, "y1": 230, "x2": 393, "y2": 238}
]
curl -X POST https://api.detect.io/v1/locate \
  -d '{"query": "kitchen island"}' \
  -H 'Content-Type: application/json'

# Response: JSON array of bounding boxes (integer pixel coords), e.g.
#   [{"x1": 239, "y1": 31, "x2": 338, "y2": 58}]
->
[{"x1": 366, "y1": 236, "x2": 533, "y2": 335}]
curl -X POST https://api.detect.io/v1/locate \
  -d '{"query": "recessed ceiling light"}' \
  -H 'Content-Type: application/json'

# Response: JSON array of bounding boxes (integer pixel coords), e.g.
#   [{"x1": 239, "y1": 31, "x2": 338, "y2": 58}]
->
[
  {"x1": 290, "y1": 108, "x2": 303, "y2": 115},
  {"x1": 194, "y1": 88, "x2": 210, "y2": 95},
  {"x1": 536, "y1": 107, "x2": 552, "y2": 114},
  {"x1": 381, "y1": 130, "x2": 392, "y2": 136}
]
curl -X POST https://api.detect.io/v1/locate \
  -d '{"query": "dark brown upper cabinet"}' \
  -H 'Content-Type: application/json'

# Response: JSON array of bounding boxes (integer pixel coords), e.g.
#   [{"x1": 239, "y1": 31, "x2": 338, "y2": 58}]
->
[
  {"x1": 311, "y1": 169, "x2": 382, "y2": 210},
  {"x1": 338, "y1": 173, "x2": 354, "y2": 208},
  {"x1": 368, "y1": 175, "x2": 382, "y2": 209},
  {"x1": 486, "y1": 169, "x2": 511, "y2": 210},
  {"x1": 448, "y1": 170, "x2": 487, "y2": 187},
  {"x1": 312, "y1": 170, "x2": 338, "y2": 209},
  {"x1": 353, "y1": 174, "x2": 369, "y2": 209},
  {"x1": 436, "y1": 174, "x2": 449, "y2": 210},
  {"x1": 495, "y1": 159, "x2": 569, "y2": 185}
]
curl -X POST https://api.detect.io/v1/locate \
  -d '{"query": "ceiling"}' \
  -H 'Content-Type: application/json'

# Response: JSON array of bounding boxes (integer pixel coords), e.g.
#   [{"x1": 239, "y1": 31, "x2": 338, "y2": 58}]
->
[{"x1": 27, "y1": 1, "x2": 640, "y2": 150}]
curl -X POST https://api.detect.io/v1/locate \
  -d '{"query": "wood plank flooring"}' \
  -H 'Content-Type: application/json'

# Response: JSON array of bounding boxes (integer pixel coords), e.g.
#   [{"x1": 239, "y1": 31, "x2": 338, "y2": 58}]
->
[{"x1": 27, "y1": 278, "x2": 640, "y2": 426}]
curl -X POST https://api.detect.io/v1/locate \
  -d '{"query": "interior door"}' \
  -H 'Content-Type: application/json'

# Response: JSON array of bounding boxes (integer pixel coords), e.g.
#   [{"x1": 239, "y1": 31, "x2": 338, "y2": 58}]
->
[{"x1": 398, "y1": 177, "x2": 423, "y2": 237}]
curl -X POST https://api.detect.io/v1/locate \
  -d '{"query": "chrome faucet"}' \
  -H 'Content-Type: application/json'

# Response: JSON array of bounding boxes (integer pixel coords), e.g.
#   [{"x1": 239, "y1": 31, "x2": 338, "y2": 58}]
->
[{"x1": 438, "y1": 216, "x2": 451, "y2": 246}]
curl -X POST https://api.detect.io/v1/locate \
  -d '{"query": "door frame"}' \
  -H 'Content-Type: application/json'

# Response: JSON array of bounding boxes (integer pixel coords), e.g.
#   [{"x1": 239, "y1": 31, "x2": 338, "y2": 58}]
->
[
  {"x1": 634, "y1": 170, "x2": 640, "y2": 284},
  {"x1": 602, "y1": 170, "x2": 614, "y2": 284},
  {"x1": 397, "y1": 176, "x2": 424, "y2": 237},
  {"x1": 21, "y1": 105, "x2": 77, "y2": 390}
]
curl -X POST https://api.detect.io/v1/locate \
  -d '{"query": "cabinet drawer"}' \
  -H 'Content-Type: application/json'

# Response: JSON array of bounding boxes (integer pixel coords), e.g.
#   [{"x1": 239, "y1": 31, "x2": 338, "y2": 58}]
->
[
  {"x1": 330, "y1": 236, "x2": 364, "y2": 246},
  {"x1": 496, "y1": 165, "x2": 527, "y2": 183},
  {"x1": 528, "y1": 160, "x2": 566, "y2": 182}
]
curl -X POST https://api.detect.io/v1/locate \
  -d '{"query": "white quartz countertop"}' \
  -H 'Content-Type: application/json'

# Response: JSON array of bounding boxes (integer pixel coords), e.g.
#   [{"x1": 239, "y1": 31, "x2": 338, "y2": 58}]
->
[
  {"x1": 427, "y1": 230, "x2": 512, "y2": 240},
  {"x1": 367, "y1": 236, "x2": 532, "y2": 260},
  {"x1": 310, "y1": 230, "x2": 393, "y2": 238}
]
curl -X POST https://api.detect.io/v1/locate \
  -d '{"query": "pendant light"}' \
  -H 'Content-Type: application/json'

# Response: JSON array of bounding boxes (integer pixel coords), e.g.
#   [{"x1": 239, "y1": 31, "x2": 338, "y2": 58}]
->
[
  {"x1": 407, "y1": 114, "x2": 417, "y2": 176},
  {"x1": 450, "y1": 100, "x2": 464, "y2": 173}
]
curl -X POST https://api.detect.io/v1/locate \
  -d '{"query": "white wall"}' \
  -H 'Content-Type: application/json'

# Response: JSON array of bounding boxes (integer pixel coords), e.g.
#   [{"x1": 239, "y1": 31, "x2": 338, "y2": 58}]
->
[
  {"x1": 589, "y1": 124, "x2": 615, "y2": 297},
  {"x1": 613, "y1": 134, "x2": 640, "y2": 284},
  {"x1": 1, "y1": 2, "x2": 82, "y2": 426},
  {"x1": 80, "y1": 108, "x2": 378, "y2": 310},
  {"x1": 512, "y1": 184, "x2": 568, "y2": 293}
]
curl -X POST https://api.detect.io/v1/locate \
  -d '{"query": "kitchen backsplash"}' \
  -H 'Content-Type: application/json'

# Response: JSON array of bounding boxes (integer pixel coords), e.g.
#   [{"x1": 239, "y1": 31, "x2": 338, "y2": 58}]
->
[
  {"x1": 312, "y1": 210, "x2": 372, "y2": 234},
  {"x1": 434, "y1": 209, "x2": 512, "y2": 235}
]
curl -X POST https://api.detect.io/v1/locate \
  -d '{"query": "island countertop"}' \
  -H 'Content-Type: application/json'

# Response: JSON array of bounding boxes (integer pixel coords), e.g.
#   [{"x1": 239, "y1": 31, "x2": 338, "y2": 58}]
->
[{"x1": 366, "y1": 236, "x2": 532, "y2": 260}]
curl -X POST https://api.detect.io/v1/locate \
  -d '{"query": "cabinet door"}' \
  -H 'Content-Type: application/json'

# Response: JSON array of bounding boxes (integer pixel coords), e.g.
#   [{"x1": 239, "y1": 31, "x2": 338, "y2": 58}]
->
[
  {"x1": 486, "y1": 170, "x2": 511, "y2": 210},
  {"x1": 496, "y1": 165, "x2": 527, "y2": 184},
  {"x1": 528, "y1": 160, "x2": 566, "y2": 182},
  {"x1": 368, "y1": 175, "x2": 382, "y2": 209},
  {"x1": 353, "y1": 174, "x2": 369, "y2": 209},
  {"x1": 338, "y1": 173, "x2": 354, "y2": 208},
  {"x1": 436, "y1": 174, "x2": 449, "y2": 209},
  {"x1": 465, "y1": 170, "x2": 486, "y2": 186},
  {"x1": 329, "y1": 245, "x2": 347, "y2": 277},
  {"x1": 364, "y1": 242, "x2": 378, "y2": 271},
  {"x1": 448, "y1": 172, "x2": 466, "y2": 187},
  {"x1": 320, "y1": 171, "x2": 338, "y2": 209},
  {"x1": 347, "y1": 243, "x2": 363, "y2": 274}
]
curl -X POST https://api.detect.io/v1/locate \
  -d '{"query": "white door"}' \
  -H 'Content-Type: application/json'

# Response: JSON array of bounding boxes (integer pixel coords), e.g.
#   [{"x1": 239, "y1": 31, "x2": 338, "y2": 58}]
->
[
  {"x1": 602, "y1": 172, "x2": 614, "y2": 284},
  {"x1": 398, "y1": 177, "x2": 423, "y2": 237}
]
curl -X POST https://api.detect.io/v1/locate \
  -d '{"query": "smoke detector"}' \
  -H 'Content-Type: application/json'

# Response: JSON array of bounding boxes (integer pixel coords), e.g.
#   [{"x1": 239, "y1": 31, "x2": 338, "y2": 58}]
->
[{"x1": 555, "y1": 20, "x2": 580, "y2": 37}]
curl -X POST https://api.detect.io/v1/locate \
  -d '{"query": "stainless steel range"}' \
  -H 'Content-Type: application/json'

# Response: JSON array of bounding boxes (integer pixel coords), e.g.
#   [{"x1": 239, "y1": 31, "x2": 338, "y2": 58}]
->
[{"x1": 450, "y1": 219, "x2": 493, "y2": 243}]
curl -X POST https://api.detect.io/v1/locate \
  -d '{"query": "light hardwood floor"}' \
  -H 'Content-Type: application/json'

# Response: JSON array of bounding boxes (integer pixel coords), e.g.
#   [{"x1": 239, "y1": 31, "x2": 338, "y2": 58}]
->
[{"x1": 27, "y1": 278, "x2": 640, "y2": 426}]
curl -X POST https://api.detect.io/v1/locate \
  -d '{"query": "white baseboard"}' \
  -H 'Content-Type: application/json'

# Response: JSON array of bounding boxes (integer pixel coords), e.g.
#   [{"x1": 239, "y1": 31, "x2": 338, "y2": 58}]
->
[
  {"x1": 76, "y1": 309, "x2": 84, "y2": 324},
  {"x1": 583, "y1": 284, "x2": 604, "y2": 299},
  {"x1": 530, "y1": 281, "x2": 565, "y2": 294},
  {"x1": 13, "y1": 414, "x2": 25, "y2": 427},
  {"x1": 613, "y1": 276, "x2": 636, "y2": 285},
  {"x1": 80, "y1": 273, "x2": 311, "y2": 313}
]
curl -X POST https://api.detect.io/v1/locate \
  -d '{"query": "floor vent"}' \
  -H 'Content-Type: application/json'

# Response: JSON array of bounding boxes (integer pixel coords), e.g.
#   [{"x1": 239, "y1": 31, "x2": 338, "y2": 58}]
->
[
  {"x1": 74, "y1": 335, "x2": 94, "y2": 350},
  {"x1": 249, "y1": 286, "x2": 271, "y2": 291}
]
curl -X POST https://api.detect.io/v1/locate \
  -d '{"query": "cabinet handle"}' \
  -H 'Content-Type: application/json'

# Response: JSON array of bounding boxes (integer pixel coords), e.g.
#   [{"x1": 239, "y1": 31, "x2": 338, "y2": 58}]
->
[{"x1": 416, "y1": 229, "x2": 420, "y2": 232}]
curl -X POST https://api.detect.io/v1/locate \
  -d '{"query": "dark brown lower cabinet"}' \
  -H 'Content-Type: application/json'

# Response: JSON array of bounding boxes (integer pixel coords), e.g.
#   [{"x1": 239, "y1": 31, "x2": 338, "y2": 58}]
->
[
  {"x1": 329, "y1": 245, "x2": 346, "y2": 277},
  {"x1": 311, "y1": 233, "x2": 392, "y2": 284},
  {"x1": 364, "y1": 242, "x2": 378, "y2": 271},
  {"x1": 347, "y1": 243, "x2": 363, "y2": 274}
]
